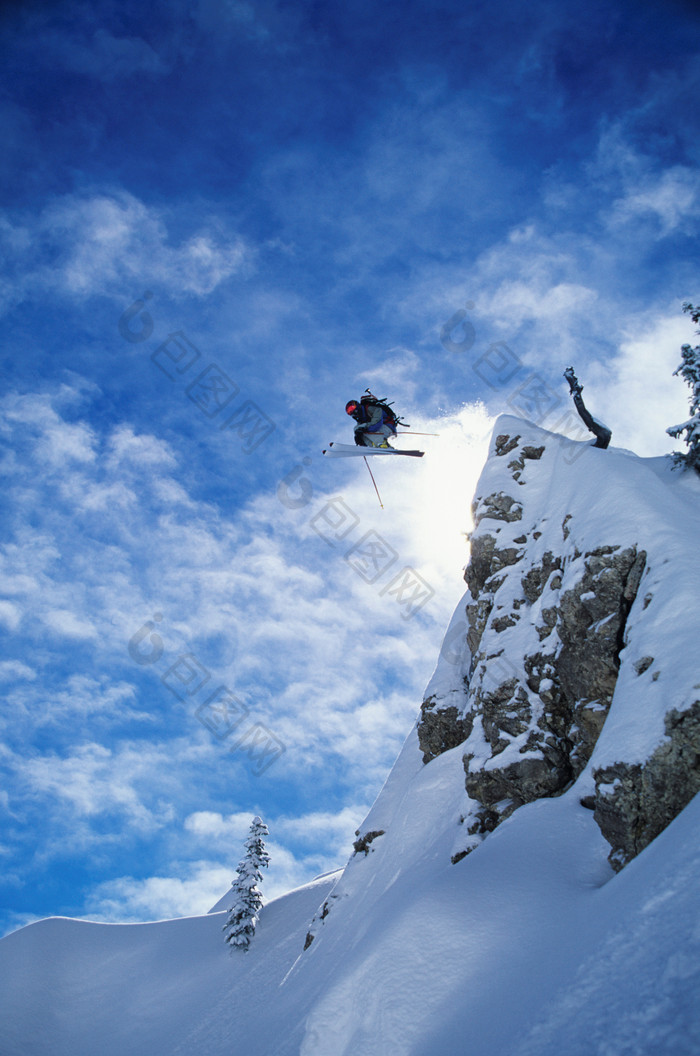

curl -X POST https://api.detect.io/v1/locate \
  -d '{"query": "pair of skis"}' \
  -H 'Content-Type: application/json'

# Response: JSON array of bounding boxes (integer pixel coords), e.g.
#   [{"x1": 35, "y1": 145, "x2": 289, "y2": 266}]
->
[
  {"x1": 322, "y1": 439, "x2": 427, "y2": 508},
  {"x1": 322, "y1": 442, "x2": 424, "y2": 458}
]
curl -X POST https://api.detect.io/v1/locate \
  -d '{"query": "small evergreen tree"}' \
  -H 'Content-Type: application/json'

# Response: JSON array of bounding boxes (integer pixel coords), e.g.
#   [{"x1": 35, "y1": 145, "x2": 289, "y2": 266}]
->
[
  {"x1": 667, "y1": 302, "x2": 700, "y2": 474},
  {"x1": 222, "y1": 816, "x2": 270, "y2": 952}
]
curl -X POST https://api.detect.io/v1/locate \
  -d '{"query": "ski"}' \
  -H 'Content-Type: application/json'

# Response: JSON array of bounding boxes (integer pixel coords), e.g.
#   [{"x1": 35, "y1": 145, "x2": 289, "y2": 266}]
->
[{"x1": 323, "y1": 442, "x2": 424, "y2": 458}]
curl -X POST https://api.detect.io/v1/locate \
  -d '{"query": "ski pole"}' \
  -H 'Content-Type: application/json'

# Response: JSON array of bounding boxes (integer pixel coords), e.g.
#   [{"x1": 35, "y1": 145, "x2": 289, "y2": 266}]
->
[
  {"x1": 363, "y1": 456, "x2": 384, "y2": 509},
  {"x1": 397, "y1": 431, "x2": 440, "y2": 436}
]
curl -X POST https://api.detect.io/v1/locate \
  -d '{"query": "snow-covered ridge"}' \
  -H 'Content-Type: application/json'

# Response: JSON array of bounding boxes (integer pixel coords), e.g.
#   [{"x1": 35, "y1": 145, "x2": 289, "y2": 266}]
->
[
  {"x1": 419, "y1": 415, "x2": 700, "y2": 869},
  {"x1": 2, "y1": 415, "x2": 700, "y2": 1056}
]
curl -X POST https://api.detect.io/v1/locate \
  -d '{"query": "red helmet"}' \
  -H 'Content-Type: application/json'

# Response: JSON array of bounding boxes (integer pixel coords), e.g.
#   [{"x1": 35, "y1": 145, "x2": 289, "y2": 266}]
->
[{"x1": 345, "y1": 400, "x2": 359, "y2": 415}]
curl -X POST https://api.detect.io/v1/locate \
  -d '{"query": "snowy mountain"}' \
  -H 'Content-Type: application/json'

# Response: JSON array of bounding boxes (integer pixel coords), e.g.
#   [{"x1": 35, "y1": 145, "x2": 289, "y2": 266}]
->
[{"x1": 2, "y1": 415, "x2": 700, "y2": 1056}]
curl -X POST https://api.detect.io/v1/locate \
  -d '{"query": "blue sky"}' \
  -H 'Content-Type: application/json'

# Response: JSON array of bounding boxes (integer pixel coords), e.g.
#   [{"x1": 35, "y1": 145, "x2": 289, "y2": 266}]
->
[{"x1": 1, "y1": 0, "x2": 699, "y2": 935}]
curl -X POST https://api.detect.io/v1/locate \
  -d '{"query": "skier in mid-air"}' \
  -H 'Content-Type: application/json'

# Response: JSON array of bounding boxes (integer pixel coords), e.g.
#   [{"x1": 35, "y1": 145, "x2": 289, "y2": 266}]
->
[
  {"x1": 346, "y1": 391, "x2": 399, "y2": 448},
  {"x1": 323, "y1": 390, "x2": 423, "y2": 474},
  {"x1": 564, "y1": 367, "x2": 612, "y2": 449}
]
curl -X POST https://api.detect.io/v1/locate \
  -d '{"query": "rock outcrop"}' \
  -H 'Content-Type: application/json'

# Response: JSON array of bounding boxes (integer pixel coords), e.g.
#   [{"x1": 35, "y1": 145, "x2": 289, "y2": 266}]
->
[
  {"x1": 418, "y1": 423, "x2": 700, "y2": 871},
  {"x1": 594, "y1": 701, "x2": 700, "y2": 870}
]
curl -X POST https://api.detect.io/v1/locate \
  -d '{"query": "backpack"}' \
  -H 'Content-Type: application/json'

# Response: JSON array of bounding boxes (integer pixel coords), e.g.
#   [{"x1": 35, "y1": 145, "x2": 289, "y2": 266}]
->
[{"x1": 360, "y1": 392, "x2": 404, "y2": 427}]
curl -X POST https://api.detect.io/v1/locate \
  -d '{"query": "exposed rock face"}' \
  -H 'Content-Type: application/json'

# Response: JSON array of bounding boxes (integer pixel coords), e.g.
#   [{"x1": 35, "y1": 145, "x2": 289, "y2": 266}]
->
[
  {"x1": 594, "y1": 701, "x2": 700, "y2": 870},
  {"x1": 462, "y1": 524, "x2": 646, "y2": 829},
  {"x1": 417, "y1": 426, "x2": 699, "y2": 871},
  {"x1": 418, "y1": 697, "x2": 472, "y2": 762},
  {"x1": 352, "y1": 830, "x2": 385, "y2": 856}
]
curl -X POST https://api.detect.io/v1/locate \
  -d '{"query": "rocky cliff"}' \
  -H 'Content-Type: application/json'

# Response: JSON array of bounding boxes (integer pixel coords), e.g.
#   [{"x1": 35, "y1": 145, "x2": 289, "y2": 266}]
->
[{"x1": 418, "y1": 418, "x2": 700, "y2": 871}]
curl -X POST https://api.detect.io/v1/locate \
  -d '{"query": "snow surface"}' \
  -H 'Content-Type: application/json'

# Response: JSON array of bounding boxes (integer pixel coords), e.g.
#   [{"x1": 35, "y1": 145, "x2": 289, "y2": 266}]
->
[
  {"x1": 2, "y1": 416, "x2": 699, "y2": 1056},
  {"x1": 0, "y1": 874, "x2": 338, "y2": 1056}
]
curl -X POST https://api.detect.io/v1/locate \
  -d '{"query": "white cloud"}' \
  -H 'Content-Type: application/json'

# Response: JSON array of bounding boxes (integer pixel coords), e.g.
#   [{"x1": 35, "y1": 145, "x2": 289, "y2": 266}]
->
[
  {"x1": 600, "y1": 309, "x2": 694, "y2": 458},
  {"x1": 85, "y1": 861, "x2": 234, "y2": 922},
  {"x1": 404, "y1": 197, "x2": 694, "y2": 468},
  {"x1": 43, "y1": 608, "x2": 98, "y2": 641},
  {"x1": 185, "y1": 804, "x2": 365, "y2": 855},
  {"x1": 487, "y1": 277, "x2": 598, "y2": 329},
  {"x1": 356, "y1": 349, "x2": 425, "y2": 407},
  {"x1": 184, "y1": 810, "x2": 255, "y2": 840},
  {"x1": 276, "y1": 805, "x2": 369, "y2": 848},
  {"x1": 42, "y1": 193, "x2": 251, "y2": 296},
  {"x1": 0, "y1": 601, "x2": 21, "y2": 631},
  {"x1": 609, "y1": 166, "x2": 700, "y2": 236},
  {"x1": 77, "y1": 481, "x2": 138, "y2": 514},
  {"x1": 13, "y1": 741, "x2": 180, "y2": 840},
  {"x1": 106, "y1": 425, "x2": 178, "y2": 470},
  {"x1": 588, "y1": 122, "x2": 700, "y2": 237},
  {"x1": 0, "y1": 191, "x2": 253, "y2": 311},
  {"x1": 2, "y1": 390, "x2": 97, "y2": 468},
  {"x1": 0, "y1": 660, "x2": 36, "y2": 681}
]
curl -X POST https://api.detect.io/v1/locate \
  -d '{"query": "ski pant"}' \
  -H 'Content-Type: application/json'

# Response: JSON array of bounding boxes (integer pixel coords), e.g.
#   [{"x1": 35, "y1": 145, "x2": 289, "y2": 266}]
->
[{"x1": 355, "y1": 423, "x2": 396, "y2": 447}]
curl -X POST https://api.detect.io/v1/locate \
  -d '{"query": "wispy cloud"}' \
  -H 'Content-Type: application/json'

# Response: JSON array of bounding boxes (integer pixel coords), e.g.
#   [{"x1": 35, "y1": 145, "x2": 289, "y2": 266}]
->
[
  {"x1": 84, "y1": 861, "x2": 234, "y2": 921},
  {"x1": 609, "y1": 166, "x2": 700, "y2": 235},
  {"x1": 0, "y1": 192, "x2": 252, "y2": 313},
  {"x1": 0, "y1": 660, "x2": 36, "y2": 681}
]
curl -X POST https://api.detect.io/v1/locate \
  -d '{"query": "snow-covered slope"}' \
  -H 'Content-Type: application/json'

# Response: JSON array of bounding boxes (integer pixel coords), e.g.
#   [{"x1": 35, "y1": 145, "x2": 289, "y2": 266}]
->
[
  {"x1": 0, "y1": 872, "x2": 339, "y2": 1056},
  {"x1": 2, "y1": 416, "x2": 699, "y2": 1056}
]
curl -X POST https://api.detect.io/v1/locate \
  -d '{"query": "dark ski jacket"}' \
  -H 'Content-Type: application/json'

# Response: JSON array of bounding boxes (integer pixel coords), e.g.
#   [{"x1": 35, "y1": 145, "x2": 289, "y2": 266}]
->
[{"x1": 351, "y1": 398, "x2": 396, "y2": 435}]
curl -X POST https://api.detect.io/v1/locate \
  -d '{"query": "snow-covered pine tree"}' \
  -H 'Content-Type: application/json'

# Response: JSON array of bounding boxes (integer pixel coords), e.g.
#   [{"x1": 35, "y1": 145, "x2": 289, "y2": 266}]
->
[
  {"x1": 667, "y1": 302, "x2": 700, "y2": 474},
  {"x1": 222, "y1": 816, "x2": 270, "y2": 952}
]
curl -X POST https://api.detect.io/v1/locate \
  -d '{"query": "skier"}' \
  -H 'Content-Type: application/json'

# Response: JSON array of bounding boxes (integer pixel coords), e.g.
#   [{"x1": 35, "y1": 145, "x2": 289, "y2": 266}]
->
[
  {"x1": 563, "y1": 367, "x2": 612, "y2": 449},
  {"x1": 346, "y1": 391, "x2": 399, "y2": 448}
]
